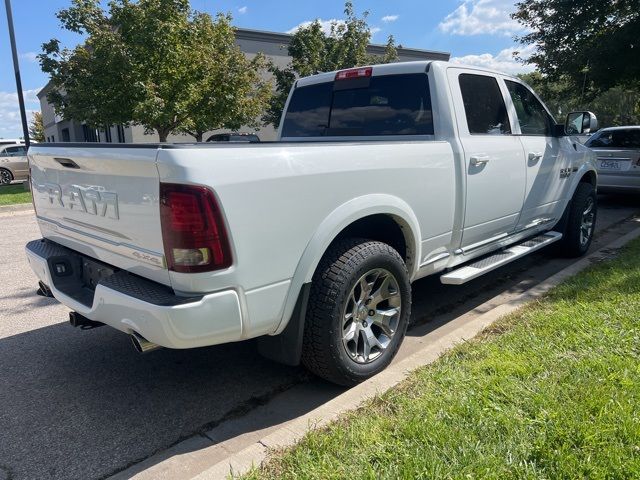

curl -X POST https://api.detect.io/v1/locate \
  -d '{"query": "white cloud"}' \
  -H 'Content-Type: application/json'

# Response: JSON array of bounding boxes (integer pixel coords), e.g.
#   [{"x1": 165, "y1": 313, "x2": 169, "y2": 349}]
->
[
  {"x1": 237, "y1": 6, "x2": 247, "y2": 14},
  {"x1": 450, "y1": 44, "x2": 536, "y2": 75},
  {"x1": 439, "y1": 0, "x2": 525, "y2": 36},
  {"x1": 287, "y1": 19, "x2": 345, "y2": 36},
  {"x1": 19, "y1": 52, "x2": 39, "y2": 63},
  {"x1": 381, "y1": 15, "x2": 399, "y2": 23},
  {"x1": 0, "y1": 88, "x2": 41, "y2": 139},
  {"x1": 287, "y1": 19, "x2": 383, "y2": 37}
]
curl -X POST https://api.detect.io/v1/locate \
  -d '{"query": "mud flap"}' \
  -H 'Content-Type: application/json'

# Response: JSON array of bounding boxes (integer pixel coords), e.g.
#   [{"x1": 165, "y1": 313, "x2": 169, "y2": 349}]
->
[{"x1": 257, "y1": 283, "x2": 311, "y2": 367}]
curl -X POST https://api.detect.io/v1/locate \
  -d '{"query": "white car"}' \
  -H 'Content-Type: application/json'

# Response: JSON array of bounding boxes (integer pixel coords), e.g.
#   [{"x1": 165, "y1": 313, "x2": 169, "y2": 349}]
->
[
  {"x1": 25, "y1": 61, "x2": 598, "y2": 385},
  {"x1": 585, "y1": 126, "x2": 640, "y2": 194}
]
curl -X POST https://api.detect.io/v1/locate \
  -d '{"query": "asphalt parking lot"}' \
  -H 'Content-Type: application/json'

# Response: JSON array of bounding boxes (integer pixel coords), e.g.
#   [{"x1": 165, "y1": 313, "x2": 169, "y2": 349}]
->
[{"x1": 0, "y1": 194, "x2": 638, "y2": 480}]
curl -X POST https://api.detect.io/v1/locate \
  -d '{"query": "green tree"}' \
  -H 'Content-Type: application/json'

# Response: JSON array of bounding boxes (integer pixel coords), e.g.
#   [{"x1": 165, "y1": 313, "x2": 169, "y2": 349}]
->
[
  {"x1": 29, "y1": 111, "x2": 45, "y2": 142},
  {"x1": 264, "y1": 1, "x2": 399, "y2": 128},
  {"x1": 513, "y1": 0, "x2": 640, "y2": 95},
  {"x1": 176, "y1": 13, "x2": 271, "y2": 142},
  {"x1": 519, "y1": 72, "x2": 640, "y2": 128},
  {"x1": 40, "y1": 0, "x2": 270, "y2": 142}
]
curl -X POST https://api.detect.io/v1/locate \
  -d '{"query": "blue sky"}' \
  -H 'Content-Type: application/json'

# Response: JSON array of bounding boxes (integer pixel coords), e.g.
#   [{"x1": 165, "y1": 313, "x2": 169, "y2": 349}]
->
[{"x1": 0, "y1": 0, "x2": 532, "y2": 138}]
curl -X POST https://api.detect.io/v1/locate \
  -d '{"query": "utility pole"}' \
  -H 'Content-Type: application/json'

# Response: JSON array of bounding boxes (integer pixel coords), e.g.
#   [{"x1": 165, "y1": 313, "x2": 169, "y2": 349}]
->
[{"x1": 4, "y1": 0, "x2": 30, "y2": 147}]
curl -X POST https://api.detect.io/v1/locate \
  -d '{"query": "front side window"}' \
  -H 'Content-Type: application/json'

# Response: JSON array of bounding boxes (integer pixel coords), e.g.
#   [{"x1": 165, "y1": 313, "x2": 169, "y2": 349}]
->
[
  {"x1": 505, "y1": 80, "x2": 553, "y2": 135},
  {"x1": 459, "y1": 74, "x2": 511, "y2": 135},
  {"x1": 586, "y1": 129, "x2": 640, "y2": 149},
  {"x1": 282, "y1": 74, "x2": 433, "y2": 138}
]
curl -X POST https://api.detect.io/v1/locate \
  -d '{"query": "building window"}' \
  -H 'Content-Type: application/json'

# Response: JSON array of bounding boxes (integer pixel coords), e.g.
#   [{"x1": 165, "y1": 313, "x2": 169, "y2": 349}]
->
[
  {"x1": 61, "y1": 128, "x2": 70, "y2": 142},
  {"x1": 82, "y1": 125, "x2": 98, "y2": 142},
  {"x1": 117, "y1": 125, "x2": 126, "y2": 143},
  {"x1": 104, "y1": 125, "x2": 112, "y2": 143}
]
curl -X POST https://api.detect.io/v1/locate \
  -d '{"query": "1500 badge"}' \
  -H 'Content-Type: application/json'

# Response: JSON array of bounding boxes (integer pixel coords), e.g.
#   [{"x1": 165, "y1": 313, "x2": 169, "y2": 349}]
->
[{"x1": 38, "y1": 183, "x2": 120, "y2": 220}]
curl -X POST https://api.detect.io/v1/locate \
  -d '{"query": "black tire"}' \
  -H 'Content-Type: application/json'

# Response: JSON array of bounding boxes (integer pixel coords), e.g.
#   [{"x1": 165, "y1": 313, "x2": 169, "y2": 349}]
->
[
  {"x1": 301, "y1": 238, "x2": 411, "y2": 386},
  {"x1": 0, "y1": 168, "x2": 13, "y2": 186},
  {"x1": 557, "y1": 182, "x2": 597, "y2": 257}
]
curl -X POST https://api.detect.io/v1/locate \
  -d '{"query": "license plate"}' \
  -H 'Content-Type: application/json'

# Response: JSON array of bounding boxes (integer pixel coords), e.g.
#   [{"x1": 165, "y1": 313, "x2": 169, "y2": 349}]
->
[{"x1": 600, "y1": 160, "x2": 621, "y2": 170}]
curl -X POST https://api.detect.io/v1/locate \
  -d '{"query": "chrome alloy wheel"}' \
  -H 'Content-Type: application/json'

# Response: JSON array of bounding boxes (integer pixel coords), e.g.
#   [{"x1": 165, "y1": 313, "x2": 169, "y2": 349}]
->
[
  {"x1": 341, "y1": 268, "x2": 402, "y2": 364},
  {"x1": 0, "y1": 169, "x2": 11, "y2": 186},
  {"x1": 580, "y1": 197, "x2": 595, "y2": 247}
]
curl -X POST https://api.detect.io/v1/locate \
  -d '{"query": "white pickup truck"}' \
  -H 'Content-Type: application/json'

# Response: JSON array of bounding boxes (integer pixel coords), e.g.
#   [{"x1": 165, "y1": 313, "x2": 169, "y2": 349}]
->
[{"x1": 26, "y1": 61, "x2": 599, "y2": 385}]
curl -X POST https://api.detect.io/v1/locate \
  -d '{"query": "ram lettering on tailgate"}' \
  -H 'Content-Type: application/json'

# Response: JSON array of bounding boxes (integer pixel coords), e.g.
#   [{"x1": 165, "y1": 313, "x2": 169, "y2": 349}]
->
[{"x1": 40, "y1": 183, "x2": 120, "y2": 220}]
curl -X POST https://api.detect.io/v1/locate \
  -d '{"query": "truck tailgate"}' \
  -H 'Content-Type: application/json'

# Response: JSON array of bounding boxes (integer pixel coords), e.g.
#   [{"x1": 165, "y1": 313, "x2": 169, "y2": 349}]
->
[{"x1": 29, "y1": 146, "x2": 170, "y2": 286}]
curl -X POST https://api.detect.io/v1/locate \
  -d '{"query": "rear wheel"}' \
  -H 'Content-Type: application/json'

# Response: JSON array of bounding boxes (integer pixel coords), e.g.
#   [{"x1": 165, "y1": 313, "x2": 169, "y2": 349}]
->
[
  {"x1": 0, "y1": 169, "x2": 13, "y2": 186},
  {"x1": 558, "y1": 182, "x2": 597, "y2": 257},
  {"x1": 302, "y1": 238, "x2": 411, "y2": 386}
]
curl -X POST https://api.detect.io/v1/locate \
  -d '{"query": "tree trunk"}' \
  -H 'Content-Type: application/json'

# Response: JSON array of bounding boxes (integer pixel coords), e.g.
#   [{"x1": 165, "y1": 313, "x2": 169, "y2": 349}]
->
[
  {"x1": 195, "y1": 132, "x2": 203, "y2": 142},
  {"x1": 156, "y1": 126, "x2": 171, "y2": 143}
]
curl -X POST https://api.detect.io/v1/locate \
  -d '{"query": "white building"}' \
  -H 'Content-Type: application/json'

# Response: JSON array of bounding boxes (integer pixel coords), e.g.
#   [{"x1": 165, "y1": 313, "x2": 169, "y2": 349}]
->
[{"x1": 37, "y1": 28, "x2": 449, "y2": 143}]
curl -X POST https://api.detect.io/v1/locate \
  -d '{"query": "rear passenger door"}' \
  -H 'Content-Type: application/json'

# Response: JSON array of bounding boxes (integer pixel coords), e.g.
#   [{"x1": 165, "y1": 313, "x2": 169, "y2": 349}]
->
[
  {"x1": 503, "y1": 79, "x2": 569, "y2": 231},
  {"x1": 448, "y1": 69, "x2": 526, "y2": 250}
]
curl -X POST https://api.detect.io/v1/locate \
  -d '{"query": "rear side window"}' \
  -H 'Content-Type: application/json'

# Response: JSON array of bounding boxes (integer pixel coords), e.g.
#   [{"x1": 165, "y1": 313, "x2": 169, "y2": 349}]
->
[
  {"x1": 459, "y1": 74, "x2": 511, "y2": 135},
  {"x1": 586, "y1": 129, "x2": 640, "y2": 149},
  {"x1": 3, "y1": 146, "x2": 26, "y2": 156},
  {"x1": 505, "y1": 80, "x2": 553, "y2": 135},
  {"x1": 281, "y1": 74, "x2": 433, "y2": 137}
]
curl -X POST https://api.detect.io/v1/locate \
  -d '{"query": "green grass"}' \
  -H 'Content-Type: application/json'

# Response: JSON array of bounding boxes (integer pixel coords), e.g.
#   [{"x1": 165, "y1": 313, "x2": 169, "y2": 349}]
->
[
  {"x1": 0, "y1": 183, "x2": 32, "y2": 206},
  {"x1": 245, "y1": 238, "x2": 640, "y2": 480}
]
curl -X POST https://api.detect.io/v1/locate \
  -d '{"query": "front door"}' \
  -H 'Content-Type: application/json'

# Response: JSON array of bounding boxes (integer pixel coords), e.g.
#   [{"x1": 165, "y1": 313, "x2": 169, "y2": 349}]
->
[
  {"x1": 503, "y1": 79, "x2": 570, "y2": 231},
  {"x1": 448, "y1": 69, "x2": 526, "y2": 250}
]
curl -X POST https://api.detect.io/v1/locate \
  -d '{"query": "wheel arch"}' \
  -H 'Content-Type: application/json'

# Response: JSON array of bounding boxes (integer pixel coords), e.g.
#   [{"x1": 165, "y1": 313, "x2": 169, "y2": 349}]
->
[
  {"x1": 278, "y1": 194, "x2": 421, "y2": 335},
  {"x1": 579, "y1": 169, "x2": 597, "y2": 187}
]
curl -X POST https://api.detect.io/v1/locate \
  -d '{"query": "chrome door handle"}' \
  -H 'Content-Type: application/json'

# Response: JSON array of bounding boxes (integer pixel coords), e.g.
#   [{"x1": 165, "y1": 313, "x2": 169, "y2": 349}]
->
[
  {"x1": 470, "y1": 155, "x2": 490, "y2": 166},
  {"x1": 528, "y1": 152, "x2": 543, "y2": 162}
]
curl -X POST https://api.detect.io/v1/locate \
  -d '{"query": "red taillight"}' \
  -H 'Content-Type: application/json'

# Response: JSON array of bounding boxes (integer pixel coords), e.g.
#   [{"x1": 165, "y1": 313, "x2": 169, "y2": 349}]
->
[
  {"x1": 335, "y1": 67, "x2": 372, "y2": 81},
  {"x1": 160, "y1": 183, "x2": 232, "y2": 273}
]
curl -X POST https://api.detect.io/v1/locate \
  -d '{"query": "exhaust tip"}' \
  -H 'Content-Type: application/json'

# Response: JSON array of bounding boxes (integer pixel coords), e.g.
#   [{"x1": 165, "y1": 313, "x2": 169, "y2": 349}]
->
[{"x1": 130, "y1": 332, "x2": 161, "y2": 354}]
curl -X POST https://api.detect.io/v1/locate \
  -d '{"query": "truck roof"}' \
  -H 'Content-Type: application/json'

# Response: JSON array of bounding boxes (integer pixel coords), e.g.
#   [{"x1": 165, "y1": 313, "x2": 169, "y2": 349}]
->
[{"x1": 295, "y1": 60, "x2": 522, "y2": 88}]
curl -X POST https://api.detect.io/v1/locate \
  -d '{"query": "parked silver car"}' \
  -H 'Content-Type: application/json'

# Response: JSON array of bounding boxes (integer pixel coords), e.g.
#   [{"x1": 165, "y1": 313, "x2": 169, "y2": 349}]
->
[
  {"x1": 585, "y1": 126, "x2": 640, "y2": 194},
  {"x1": 0, "y1": 143, "x2": 28, "y2": 186}
]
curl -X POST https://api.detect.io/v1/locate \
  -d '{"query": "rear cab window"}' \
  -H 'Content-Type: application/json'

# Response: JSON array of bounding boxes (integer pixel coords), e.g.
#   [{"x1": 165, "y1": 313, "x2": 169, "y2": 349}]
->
[{"x1": 281, "y1": 73, "x2": 433, "y2": 139}]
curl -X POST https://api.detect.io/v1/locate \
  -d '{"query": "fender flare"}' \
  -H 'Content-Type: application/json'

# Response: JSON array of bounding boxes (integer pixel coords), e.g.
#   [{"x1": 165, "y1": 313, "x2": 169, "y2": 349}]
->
[
  {"x1": 276, "y1": 194, "x2": 422, "y2": 335},
  {"x1": 555, "y1": 164, "x2": 597, "y2": 233},
  {"x1": 566, "y1": 163, "x2": 598, "y2": 207}
]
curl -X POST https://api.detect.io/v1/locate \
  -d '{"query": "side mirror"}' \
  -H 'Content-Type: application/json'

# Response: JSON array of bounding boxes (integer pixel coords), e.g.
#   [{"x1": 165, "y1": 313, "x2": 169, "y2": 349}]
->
[{"x1": 565, "y1": 111, "x2": 598, "y2": 135}]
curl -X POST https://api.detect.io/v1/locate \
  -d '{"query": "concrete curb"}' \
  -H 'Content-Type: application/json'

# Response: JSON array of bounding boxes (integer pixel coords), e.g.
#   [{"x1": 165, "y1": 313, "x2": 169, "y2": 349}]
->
[
  {"x1": 194, "y1": 222, "x2": 640, "y2": 480},
  {"x1": 0, "y1": 202, "x2": 32, "y2": 214}
]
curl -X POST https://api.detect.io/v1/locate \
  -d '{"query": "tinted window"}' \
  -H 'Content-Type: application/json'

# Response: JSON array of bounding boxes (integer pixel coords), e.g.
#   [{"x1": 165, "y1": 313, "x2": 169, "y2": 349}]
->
[
  {"x1": 282, "y1": 82, "x2": 334, "y2": 137},
  {"x1": 586, "y1": 129, "x2": 640, "y2": 149},
  {"x1": 281, "y1": 74, "x2": 433, "y2": 137},
  {"x1": 4, "y1": 146, "x2": 26, "y2": 156},
  {"x1": 505, "y1": 81, "x2": 552, "y2": 135},
  {"x1": 459, "y1": 74, "x2": 511, "y2": 135}
]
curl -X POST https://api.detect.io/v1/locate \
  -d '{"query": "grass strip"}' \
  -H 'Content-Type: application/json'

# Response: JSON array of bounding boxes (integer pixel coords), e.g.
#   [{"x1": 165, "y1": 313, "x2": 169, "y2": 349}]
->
[
  {"x1": 0, "y1": 184, "x2": 31, "y2": 206},
  {"x1": 245, "y1": 238, "x2": 640, "y2": 479}
]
